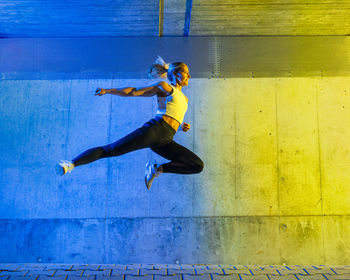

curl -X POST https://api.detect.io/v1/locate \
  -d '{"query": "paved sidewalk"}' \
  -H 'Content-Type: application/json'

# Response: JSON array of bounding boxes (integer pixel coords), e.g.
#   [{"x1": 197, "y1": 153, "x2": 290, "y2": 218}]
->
[{"x1": 0, "y1": 264, "x2": 349, "y2": 280}]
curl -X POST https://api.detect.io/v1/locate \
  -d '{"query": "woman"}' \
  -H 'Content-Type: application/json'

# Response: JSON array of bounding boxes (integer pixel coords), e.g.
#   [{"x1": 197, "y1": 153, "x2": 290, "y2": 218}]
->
[{"x1": 56, "y1": 56, "x2": 204, "y2": 189}]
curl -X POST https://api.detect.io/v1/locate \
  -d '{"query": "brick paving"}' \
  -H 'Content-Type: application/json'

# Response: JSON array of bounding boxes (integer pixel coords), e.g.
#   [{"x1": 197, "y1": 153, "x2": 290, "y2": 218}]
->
[{"x1": 0, "y1": 264, "x2": 349, "y2": 280}]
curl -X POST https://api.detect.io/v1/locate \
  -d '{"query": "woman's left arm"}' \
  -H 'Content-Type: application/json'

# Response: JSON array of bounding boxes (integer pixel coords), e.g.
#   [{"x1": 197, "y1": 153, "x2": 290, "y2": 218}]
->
[{"x1": 95, "y1": 82, "x2": 164, "y2": 97}]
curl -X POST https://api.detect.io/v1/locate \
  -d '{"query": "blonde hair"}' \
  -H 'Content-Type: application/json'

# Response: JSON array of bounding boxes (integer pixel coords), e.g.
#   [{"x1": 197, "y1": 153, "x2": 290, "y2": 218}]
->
[{"x1": 148, "y1": 55, "x2": 187, "y2": 82}]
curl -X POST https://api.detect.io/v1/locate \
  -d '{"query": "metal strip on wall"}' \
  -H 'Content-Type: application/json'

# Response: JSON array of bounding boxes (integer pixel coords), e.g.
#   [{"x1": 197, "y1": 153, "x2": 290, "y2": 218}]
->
[
  {"x1": 1, "y1": 36, "x2": 350, "y2": 79},
  {"x1": 184, "y1": 0, "x2": 193, "y2": 37}
]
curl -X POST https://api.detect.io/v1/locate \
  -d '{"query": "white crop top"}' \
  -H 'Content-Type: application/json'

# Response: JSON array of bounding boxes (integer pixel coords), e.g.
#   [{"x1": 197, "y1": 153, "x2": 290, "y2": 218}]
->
[{"x1": 156, "y1": 84, "x2": 188, "y2": 124}]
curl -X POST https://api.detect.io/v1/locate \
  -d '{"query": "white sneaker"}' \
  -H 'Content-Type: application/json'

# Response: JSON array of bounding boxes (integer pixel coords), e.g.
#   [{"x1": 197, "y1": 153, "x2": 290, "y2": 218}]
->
[
  {"x1": 145, "y1": 161, "x2": 161, "y2": 190},
  {"x1": 56, "y1": 160, "x2": 75, "y2": 176}
]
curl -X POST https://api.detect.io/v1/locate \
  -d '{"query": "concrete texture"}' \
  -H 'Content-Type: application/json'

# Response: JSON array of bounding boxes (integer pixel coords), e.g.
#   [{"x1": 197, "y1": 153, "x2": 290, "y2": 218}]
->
[{"x1": 1, "y1": 77, "x2": 350, "y2": 264}]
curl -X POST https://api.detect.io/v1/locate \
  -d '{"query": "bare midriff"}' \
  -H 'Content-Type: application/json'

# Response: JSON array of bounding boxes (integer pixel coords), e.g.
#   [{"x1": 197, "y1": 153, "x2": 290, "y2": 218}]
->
[{"x1": 162, "y1": 115, "x2": 180, "y2": 131}]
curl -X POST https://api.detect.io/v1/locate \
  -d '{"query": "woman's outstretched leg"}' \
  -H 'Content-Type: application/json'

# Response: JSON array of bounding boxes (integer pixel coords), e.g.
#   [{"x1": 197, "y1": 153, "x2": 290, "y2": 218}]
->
[
  {"x1": 55, "y1": 146, "x2": 109, "y2": 175},
  {"x1": 71, "y1": 146, "x2": 110, "y2": 167},
  {"x1": 56, "y1": 125, "x2": 155, "y2": 176}
]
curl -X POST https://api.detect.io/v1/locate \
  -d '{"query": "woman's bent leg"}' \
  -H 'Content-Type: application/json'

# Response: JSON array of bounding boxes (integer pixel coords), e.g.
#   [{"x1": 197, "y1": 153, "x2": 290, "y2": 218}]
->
[
  {"x1": 151, "y1": 141, "x2": 204, "y2": 174},
  {"x1": 73, "y1": 126, "x2": 153, "y2": 167}
]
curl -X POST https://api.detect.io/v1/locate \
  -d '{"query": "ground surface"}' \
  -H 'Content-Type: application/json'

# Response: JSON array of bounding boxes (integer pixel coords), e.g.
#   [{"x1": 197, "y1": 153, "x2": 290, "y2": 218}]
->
[{"x1": 0, "y1": 264, "x2": 349, "y2": 280}]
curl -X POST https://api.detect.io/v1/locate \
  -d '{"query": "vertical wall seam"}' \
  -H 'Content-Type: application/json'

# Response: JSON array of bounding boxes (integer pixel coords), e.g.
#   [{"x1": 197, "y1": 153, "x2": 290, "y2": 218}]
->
[
  {"x1": 315, "y1": 78, "x2": 326, "y2": 264},
  {"x1": 158, "y1": 0, "x2": 164, "y2": 37},
  {"x1": 103, "y1": 77, "x2": 114, "y2": 263},
  {"x1": 274, "y1": 78, "x2": 282, "y2": 263},
  {"x1": 275, "y1": 79, "x2": 281, "y2": 215},
  {"x1": 192, "y1": 86, "x2": 195, "y2": 218},
  {"x1": 234, "y1": 110, "x2": 238, "y2": 200},
  {"x1": 64, "y1": 80, "x2": 72, "y2": 159},
  {"x1": 149, "y1": 87, "x2": 155, "y2": 217},
  {"x1": 316, "y1": 80, "x2": 324, "y2": 214}
]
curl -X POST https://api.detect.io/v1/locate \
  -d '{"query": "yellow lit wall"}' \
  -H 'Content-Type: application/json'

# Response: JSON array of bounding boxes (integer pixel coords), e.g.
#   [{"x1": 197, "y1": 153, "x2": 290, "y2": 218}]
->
[{"x1": 191, "y1": 77, "x2": 350, "y2": 264}]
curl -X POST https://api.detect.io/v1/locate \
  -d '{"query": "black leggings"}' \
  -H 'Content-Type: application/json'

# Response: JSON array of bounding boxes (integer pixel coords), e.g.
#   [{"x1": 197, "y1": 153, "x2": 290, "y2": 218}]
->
[{"x1": 72, "y1": 117, "x2": 204, "y2": 174}]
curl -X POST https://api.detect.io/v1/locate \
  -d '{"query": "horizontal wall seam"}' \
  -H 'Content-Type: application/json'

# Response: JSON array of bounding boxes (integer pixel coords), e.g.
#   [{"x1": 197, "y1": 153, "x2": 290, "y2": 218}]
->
[{"x1": 1, "y1": 214, "x2": 350, "y2": 221}]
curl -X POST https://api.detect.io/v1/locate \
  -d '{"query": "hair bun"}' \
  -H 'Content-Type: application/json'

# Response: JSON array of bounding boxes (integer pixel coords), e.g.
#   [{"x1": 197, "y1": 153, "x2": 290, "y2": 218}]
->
[{"x1": 155, "y1": 55, "x2": 169, "y2": 70}]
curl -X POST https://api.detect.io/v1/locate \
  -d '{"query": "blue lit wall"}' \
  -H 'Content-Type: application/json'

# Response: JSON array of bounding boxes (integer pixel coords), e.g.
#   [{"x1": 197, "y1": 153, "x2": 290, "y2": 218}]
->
[{"x1": 0, "y1": 78, "x2": 199, "y2": 263}]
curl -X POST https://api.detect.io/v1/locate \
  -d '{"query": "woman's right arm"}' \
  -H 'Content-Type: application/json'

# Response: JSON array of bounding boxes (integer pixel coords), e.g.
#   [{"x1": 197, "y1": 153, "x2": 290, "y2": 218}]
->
[{"x1": 95, "y1": 81, "x2": 171, "y2": 97}]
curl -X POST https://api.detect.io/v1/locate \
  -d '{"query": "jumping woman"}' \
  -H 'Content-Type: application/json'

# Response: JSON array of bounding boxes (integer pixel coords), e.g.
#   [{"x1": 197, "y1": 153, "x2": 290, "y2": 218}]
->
[{"x1": 55, "y1": 56, "x2": 204, "y2": 189}]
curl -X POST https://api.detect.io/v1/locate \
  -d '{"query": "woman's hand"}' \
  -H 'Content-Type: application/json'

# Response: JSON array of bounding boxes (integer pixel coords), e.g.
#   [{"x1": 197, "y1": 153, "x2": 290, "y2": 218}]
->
[
  {"x1": 95, "y1": 88, "x2": 107, "y2": 96},
  {"x1": 181, "y1": 122, "x2": 191, "y2": 132}
]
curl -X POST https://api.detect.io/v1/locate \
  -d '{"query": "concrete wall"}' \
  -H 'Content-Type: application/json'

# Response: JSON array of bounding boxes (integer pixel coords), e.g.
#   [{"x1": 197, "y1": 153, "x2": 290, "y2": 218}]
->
[
  {"x1": 1, "y1": 76, "x2": 350, "y2": 264},
  {"x1": 1, "y1": 36, "x2": 350, "y2": 264}
]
